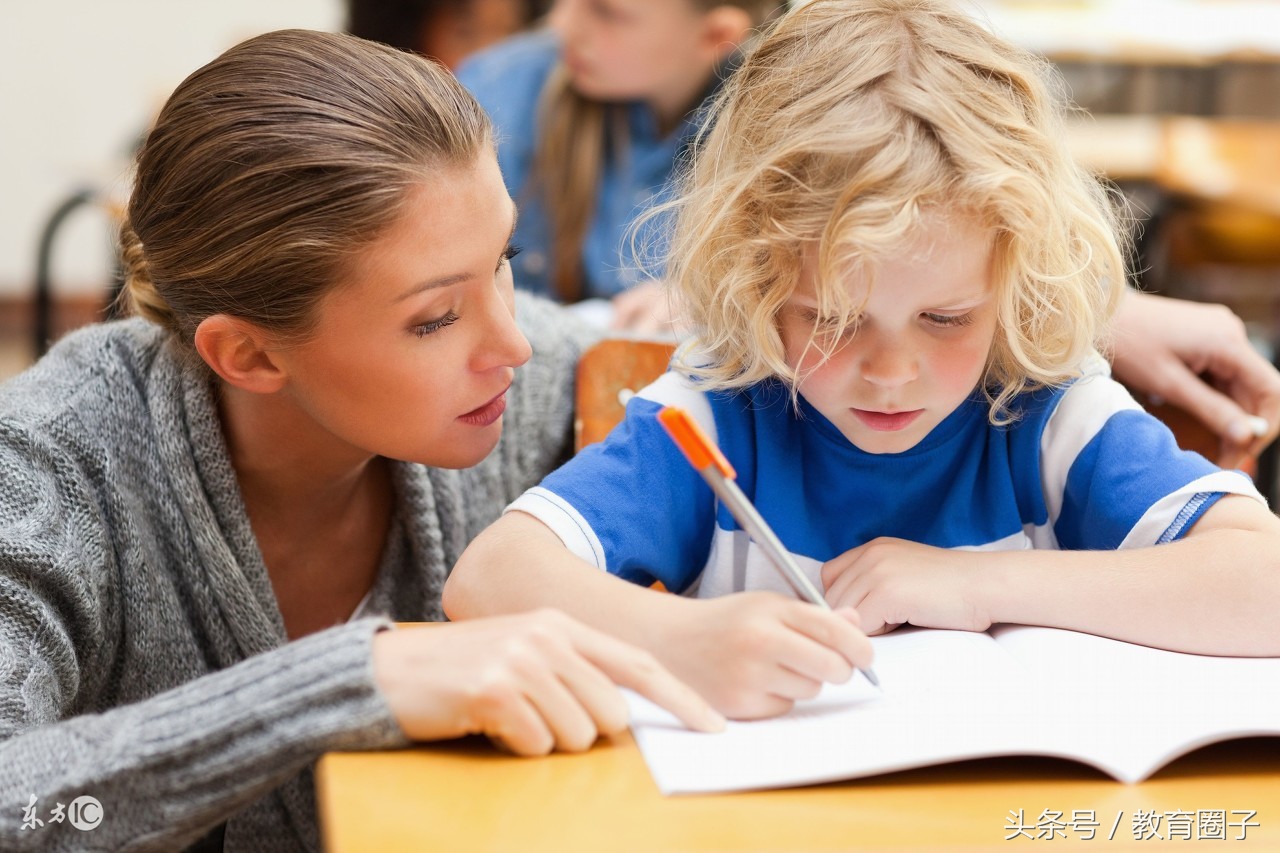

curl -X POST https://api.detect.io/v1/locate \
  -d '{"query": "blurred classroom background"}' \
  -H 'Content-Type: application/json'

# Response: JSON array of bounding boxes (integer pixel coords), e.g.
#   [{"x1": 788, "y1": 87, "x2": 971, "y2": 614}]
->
[
  {"x1": 0, "y1": 0, "x2": 345, "y2": 374},
  {"x1": 5, "y1": 0, "x2": 1280, "y2": 415}
]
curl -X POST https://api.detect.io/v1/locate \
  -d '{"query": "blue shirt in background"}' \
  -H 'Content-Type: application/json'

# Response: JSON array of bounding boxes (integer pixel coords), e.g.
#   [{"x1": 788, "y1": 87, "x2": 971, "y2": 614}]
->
[{"x1": 456, "y1": 30, "x2": 710, "y2": 301}]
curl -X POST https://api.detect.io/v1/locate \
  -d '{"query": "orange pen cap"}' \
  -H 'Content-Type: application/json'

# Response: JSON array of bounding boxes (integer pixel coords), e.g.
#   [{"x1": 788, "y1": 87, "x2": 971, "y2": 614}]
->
[{"x1": 657, "y1": 406, "x2": 736, "y2": 479}]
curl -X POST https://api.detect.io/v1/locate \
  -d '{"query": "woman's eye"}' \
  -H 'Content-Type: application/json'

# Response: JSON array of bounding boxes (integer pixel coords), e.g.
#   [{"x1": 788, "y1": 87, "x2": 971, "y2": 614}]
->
[
  {"x1": 412, "y1": 310, "x2": 459, "y2": 338},
  {"x1": 923, "y1": 312, "x2": 974, "y2": 328},
  {"x1": 496, "y1": 243, "x2": 522, "y2": 274}
]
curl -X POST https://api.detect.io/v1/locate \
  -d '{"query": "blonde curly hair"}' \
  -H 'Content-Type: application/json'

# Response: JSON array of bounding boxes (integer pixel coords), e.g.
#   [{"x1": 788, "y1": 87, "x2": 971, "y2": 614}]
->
[{"x1": 659, "y1": 0, "x2": 1129, "y2": 422}]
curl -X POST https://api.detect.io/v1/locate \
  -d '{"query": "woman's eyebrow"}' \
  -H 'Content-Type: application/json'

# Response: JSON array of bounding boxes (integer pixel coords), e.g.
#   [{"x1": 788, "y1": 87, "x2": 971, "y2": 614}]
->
[{"x1": 395, "y1": 202, "x2": 519, "y2": 302}]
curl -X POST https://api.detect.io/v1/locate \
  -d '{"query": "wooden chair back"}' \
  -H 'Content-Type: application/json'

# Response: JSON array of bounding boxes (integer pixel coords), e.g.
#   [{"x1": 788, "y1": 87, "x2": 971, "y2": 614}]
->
[{"x1": 574, "y1": 339, "x2": 677, "y2": 452}]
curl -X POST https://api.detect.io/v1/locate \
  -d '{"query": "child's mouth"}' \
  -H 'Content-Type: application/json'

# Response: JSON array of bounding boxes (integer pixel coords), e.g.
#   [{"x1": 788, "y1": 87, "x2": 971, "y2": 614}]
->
[{"x1": 852, "y1": 409, "x2": 923, "y2": 431}]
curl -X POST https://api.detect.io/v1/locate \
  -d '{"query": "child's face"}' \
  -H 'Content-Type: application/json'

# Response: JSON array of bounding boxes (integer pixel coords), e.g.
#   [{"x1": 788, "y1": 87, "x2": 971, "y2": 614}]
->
[
  {"x1": 419, "y1": 0, "x2": 528, "y2": 70},
  {"x1": 268, "y1": 152, "x2": 533, "y2": 470},
  {"x1": 548, "y1": 0, "x2": 725, "y2": 111},
  {"x1": 779, "y1": 215, "x2": 999, "y2": 455}
]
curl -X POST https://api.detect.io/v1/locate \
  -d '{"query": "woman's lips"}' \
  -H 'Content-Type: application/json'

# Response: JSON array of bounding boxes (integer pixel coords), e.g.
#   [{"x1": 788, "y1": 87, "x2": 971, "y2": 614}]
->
[
  {"x1": 852, "y1": 408, "x2": 924, "y2": 431},
  {"x1": 459, "y1": 389, "x2": 509, "y2": 426}
]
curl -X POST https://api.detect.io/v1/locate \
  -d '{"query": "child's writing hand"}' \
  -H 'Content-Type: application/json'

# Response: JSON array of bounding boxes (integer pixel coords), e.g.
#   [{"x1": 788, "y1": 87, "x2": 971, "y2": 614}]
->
[
  {"x1": 821, "y1": 539, "x2": 994, "y2": 635},
  {"x1": 654, "y1": 592, "x2": 872, "y2": 720},
  {"x1": 372, "y1": 609, "x2": 724, "y2": 756}
]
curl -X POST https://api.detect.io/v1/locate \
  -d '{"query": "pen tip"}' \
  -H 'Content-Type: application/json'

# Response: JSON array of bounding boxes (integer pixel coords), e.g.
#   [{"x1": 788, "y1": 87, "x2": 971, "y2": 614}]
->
[{"x1": 862, "y1": 667, "x2": 881, "y2": 689}]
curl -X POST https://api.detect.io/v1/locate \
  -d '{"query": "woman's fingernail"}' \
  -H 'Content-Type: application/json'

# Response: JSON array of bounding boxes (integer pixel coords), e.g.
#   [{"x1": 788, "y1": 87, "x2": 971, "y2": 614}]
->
[
  {"x1": 1246, "y1": 415, "x2": 1270, "y2": 437},
  {"x1": 1228, "y1": 420, "x2": 1255, "y2": 443}
]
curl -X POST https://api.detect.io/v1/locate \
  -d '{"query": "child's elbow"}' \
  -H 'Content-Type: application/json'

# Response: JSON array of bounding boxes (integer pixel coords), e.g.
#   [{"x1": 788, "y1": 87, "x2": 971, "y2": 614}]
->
[
  {"x1": 442, "y1": 534, "x2": 494, "y2": 620},
  {"x1": 440, "y1": 569, "x2": 467, "y2": 620}
]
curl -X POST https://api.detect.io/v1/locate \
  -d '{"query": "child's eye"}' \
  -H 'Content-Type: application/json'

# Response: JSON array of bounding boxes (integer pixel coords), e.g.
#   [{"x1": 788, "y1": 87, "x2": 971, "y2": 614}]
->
[
  {"x1": 923, "y1": 312, "x2": 974, "y2": 328},
  {"x1": 797, "y1": 309, "x2": 841, "y2": 328},
  {"x1": 589, "y1": 0, "x2": 628, "y2": 22},
  {"x1": 412, "y1": 310, "x2": 459, "y2": 338},
  {"x1": 795, "y1": 308, "x2": 857, "y2": 342}
]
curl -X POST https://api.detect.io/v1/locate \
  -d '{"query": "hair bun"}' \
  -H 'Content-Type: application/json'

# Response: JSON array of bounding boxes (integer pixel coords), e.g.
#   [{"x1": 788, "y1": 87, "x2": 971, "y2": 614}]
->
[{"x1": 117, "y1": 218, "x2": 179, "y2": 333}]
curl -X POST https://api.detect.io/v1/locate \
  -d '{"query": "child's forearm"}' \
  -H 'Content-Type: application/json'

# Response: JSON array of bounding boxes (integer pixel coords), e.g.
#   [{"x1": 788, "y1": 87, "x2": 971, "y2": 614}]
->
[
  {"x1": 446, "y1": 513, "x2": 876, "y2": 719},
  {"x1": 442, "y1": 511, "x2": 694, "y2": 653},
  {"x1": 983, "y1": 509, "x2": 1280, "y2": 655}
]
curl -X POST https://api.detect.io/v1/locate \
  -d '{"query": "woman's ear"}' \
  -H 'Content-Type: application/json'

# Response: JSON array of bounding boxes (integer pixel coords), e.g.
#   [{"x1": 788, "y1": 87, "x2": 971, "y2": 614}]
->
[
  {"x1": 193, "y1": 315, "x2": 288, "y2": 394},
  {"x1": 701, "y1": 6, "x2": 755, "y2": 61}
]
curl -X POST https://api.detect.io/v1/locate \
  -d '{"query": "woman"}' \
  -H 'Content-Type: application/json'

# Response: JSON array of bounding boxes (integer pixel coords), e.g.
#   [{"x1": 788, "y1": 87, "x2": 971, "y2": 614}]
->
[{"x1": 0, "y1": 30, "x2": 718, "y2": 852}]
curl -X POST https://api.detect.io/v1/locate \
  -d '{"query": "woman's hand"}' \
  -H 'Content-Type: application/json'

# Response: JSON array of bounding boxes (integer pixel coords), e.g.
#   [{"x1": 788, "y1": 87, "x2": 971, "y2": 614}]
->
[
  {"x1": 821, "y1": 538, "x2": 993, "y2": 636},
  {"x1": 372, "y1": 609, "x2": 724, "y2": 756},
  {"x1": 655, "y1": 592, "x2": 873, "y2": 720},
  {"x1": 1111, "y1": 290, "x2": 1280, "y2": 469}
]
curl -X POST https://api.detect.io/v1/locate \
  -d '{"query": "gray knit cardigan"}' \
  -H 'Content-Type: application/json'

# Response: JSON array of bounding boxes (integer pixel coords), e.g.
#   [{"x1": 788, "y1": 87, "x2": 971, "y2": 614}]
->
[{"x1": 0, "y1": 293, "x2": 597, "y2": 851}]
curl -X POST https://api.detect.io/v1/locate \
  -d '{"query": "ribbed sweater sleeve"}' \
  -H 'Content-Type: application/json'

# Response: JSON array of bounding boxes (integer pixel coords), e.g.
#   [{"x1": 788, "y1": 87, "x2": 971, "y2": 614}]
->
[
  {"x1": 0, "y1": 612, "x2": 406, "y2": 851},
  {"x1": 0, "y1": 406, "x2": 408, "y2": 850}
]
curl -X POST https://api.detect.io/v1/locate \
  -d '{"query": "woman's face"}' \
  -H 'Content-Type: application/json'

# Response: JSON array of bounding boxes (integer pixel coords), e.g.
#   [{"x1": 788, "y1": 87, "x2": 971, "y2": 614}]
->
[
  {"x1": 269, "y1": 153, "x2": 532, "y2": 470},
  {"x1": 548, "y1": 0, "x2": 725, "y2": 111}
]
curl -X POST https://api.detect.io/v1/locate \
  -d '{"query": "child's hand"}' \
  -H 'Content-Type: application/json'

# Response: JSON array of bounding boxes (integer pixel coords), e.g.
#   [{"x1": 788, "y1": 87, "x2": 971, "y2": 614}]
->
[
  {"x1": 372, "y1": 609, "x2": 724, "y2": 756},
  {"x1": 657, "y1": 592, "x2": 873, "y2": 720},
  {"x1": 821, "y1": 538, "x2": 993, "y2": 635}
]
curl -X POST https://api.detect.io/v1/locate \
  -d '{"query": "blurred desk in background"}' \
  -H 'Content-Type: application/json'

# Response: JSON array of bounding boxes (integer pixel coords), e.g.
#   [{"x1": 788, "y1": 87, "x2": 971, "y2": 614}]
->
[
  {"x1": 1067, "y1": 116, "x2": 1280, "y2": 220},
  {"x1": 976, "y1": 0, "x2": 1280, "y2": 64},
  {"x1": 976, "y1": 1, "x2": 1280, "y2": 117}
]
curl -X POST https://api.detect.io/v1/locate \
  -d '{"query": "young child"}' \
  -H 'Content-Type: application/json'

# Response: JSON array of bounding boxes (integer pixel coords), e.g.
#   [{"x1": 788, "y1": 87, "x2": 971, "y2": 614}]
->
[
  {"x1": 443, "y1": 0, "x2": 1280, "y2": 719},
  {"x1": 455, "y1": 0, "x2": 778, "y2": 320}
]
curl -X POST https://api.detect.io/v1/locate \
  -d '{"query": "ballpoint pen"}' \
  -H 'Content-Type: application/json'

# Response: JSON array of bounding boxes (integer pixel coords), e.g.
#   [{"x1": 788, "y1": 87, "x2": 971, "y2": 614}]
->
[{"x1": 657, "y1": 405, "x2": 881, "y2": 688}]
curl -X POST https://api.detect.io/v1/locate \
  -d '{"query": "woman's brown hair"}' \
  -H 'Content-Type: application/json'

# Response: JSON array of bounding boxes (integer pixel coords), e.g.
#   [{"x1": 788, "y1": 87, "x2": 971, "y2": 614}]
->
[{"x1": 120, "y1": 28, "x2": 492, "y2": 349}]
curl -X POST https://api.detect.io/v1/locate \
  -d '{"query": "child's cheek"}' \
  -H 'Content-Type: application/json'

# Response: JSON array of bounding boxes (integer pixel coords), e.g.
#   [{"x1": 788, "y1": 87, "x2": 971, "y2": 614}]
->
[{"x1": 929, "y1": 334, "x2": 992, "y2": 393}]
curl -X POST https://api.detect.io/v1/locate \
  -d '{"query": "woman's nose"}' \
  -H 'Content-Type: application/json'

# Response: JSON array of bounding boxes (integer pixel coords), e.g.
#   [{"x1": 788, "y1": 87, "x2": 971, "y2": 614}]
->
[{"x1": 476, "y1": 293, "x2": 533, "y2": 372}]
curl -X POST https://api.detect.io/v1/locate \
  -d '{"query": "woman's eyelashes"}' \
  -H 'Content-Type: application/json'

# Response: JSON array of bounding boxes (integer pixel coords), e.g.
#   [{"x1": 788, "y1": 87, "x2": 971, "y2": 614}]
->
[
  {"x1": 412, "y1": 310, "x2": 460, "y2": 338},
  {"x1": 411, "y1": 245, "x2": 520, "y2": 338},
  {"x1": 497, "y1": 244, "x2": 522, "y2": 272}
]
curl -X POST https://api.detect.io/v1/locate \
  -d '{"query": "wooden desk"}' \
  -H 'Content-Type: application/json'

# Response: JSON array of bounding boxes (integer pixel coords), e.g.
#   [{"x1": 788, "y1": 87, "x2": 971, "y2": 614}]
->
[
  {"x1": 318, "y1": 734, "x2": 1280, "y2": 850},
  {"x1": 1066, "y1": 115, "x2": 1280, "y2": 199},
  {"x1": 975, "y1": 1, "x2": 1280, "y2": 66},
  {"x1": 1158, "y1": 118, "x2": 1280, "y2": 220}
]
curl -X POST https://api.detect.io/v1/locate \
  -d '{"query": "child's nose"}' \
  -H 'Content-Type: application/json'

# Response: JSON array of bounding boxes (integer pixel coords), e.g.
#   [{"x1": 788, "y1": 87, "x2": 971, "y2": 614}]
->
[
  {"x1": 859, "y1": 334, "x2": 917, "y2": 388},
  {"x1": 547, "y1": 0, "x2": 580, "y2": 42}
]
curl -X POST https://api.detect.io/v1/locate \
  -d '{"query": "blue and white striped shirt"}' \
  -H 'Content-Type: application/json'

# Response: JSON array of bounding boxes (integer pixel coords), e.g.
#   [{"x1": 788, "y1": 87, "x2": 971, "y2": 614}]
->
[{"x1": 508, "y1": 366, "x2": 1264, "y2": 598}]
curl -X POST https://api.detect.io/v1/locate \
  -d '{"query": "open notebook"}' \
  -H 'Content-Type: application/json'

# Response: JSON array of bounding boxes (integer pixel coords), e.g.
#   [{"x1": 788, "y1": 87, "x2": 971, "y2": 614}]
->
[{"x1": 626, "y1": 626, "x2": 1280, "y2": 795}]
